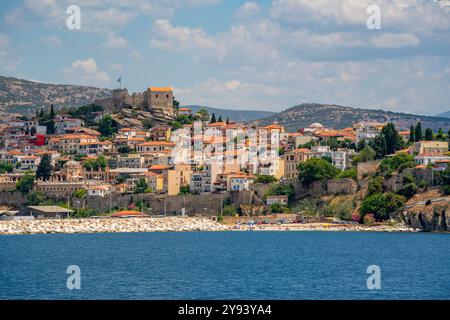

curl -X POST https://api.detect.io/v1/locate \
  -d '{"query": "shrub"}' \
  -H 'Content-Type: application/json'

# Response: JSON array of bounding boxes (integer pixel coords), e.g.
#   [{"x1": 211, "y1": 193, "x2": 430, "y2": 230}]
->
[
  {"x1": 361, "y1": 192, "x2": 405, "y2": 221},
  {"x1": 222, "y1": 205, "x2": 238, "y2": 216},
  {"x1": 298, "y1": 158, "x2": 339, "y2": 186},
  {"x1": 270, "y1": 203, "x2": 289, "y2": 213},
  {"x1": 364, "y1": 214, "x2": 375, "y2": 226},
  {"x1": 336, "y1": 168, "x2": 357, "y2": 180},
  {"x1": 398, "y1": 183, "x2": 418, "y2": 199}
]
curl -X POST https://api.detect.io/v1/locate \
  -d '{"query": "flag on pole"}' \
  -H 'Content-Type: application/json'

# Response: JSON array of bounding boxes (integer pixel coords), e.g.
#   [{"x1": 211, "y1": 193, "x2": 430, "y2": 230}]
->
[{"x1": 117, "y1": 76, "x2": 122, "y2": 89}]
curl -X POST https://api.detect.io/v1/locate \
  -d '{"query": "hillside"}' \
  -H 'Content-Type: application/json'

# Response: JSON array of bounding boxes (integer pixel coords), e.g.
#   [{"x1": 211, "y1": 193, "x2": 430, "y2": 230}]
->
[
  {"x1": 251, "y1": 103, "x2": 450, "y2": 131},
  {"x1": 0, "y1": 76, "x2": 111, "y2": 115},
  {"x1": 436, "y1": 110, "x2": 450, "y2": 118},
  {"x1": 185, "y1": 105, "x2": 274, "y2": 122}
]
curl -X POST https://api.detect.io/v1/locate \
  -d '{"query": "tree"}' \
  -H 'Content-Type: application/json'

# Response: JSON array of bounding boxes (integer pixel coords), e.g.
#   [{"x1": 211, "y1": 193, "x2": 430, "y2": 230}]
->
[
  {"x1": 415, "y1": 122, "x2": 423, "y2": 142},
  {"x1": 356, "y1": 139, "x2": 366, "y2": 151},
  {"x1": 0, "y1": 162, "x2": 13, "y2": 174},
  {"x1": 367, "y1": 176, "x2": 384, "y2": 196},
  {"x1": 73, "y1": 189, "x2": 87, "y2": 199},
  {"x1": 424, "y1": 128, "x2": 433, "y2": 141},
  {"x1": 50, "y1": 103, "x2": 55, "y2": 119},
  {"x1": 82, "y1": 155, "x2": 107, "y2": 171},
  {"x1": 226, "y1": 117, "x2": 230, "y2": 125},
  {"x1": 379, "y1": 152, "x2": 415, "y2": 174},
  {"x1": 223, "y1": 205, "x2": 238, "y2": 216},
  {"x1": 196, "y1": 108, "x2": 210, "y2": 122},
  {"x1": 270, "y1": 203, "x2": 289, "y2": 213},
  {"x1": 255, "y1": 175, "x2": 277, "y2": 184},
  {"x1": 210, "y1": 113, "x2": 217, "y2": 124},
  {"x1": 16, "y1": 173, "x2": 35, "y2": 194},
  {"x1": 36, "y1": 154, "x2": 52, "y2": 181},
  {"x1": 436, "y1": 128, "x2": 444, "y2": 141},
  {"x1": 134, "y1": 178, "x2": 148, "y2": 194},
  {"x1": 409, "y1": 125, "x2": 415, "y2": 143},
  {"x1": 352, "y1": 145, "x2": 375, "y2": 165},
  {"x1": 179, "y1": 185, "x2": 190, "y2": 195},
  {"x1": 360, "y1": 192, "x2": 405, "y2": 221},
  {"x1": 218, "y1": 115, "x2": 222, "y2": 123},
  {"x1": 26, "y1": 191, "x2": 46, "y2": 206},
  {"x1": 98, "y1": 115, "x2": 117, "y2": 138},
  {"x1": 173, "y1": 98, "x2": 180, "y2": 109},
  {"x1": 370, "y1": 123, "x2": 403, "y2": 158},
  {"x1": 297, "y1": 157, "x2": 339, "y2": 186}
]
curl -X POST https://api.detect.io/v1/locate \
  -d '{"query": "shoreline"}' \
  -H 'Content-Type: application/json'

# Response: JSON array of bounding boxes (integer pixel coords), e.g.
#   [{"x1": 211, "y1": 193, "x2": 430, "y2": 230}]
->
[{"x1": 0, "y1": 217, "x2": 421, "y2": 235}]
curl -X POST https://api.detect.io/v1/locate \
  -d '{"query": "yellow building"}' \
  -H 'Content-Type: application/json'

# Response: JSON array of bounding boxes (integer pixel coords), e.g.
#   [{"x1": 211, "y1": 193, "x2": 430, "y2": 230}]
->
[{"x1": 412, "y1": 141, "x2": 449, "y2": 155}]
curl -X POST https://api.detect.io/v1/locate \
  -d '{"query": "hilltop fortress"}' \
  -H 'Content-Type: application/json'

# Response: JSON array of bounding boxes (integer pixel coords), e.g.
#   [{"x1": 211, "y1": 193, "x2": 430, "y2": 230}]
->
[{"x1": 95, "y1": 87, "x2": 176, "y2": 123}]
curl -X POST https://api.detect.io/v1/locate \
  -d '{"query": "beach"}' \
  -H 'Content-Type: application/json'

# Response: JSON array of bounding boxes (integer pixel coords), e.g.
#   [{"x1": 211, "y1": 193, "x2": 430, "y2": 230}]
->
[
  {"x1": 0, "y1": 217, "x2": 230, "y2": 235},
  {"x1": 0, "y1": 217, "x2": 420, "y2": 235}
]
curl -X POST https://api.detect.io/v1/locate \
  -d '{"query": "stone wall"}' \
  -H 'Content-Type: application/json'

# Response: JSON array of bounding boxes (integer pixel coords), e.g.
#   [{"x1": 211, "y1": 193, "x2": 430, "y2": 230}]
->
[
  {"x1": 0, "y1": 191, "x2": 27, "y2": 208},
  {"x1": 327, "y1": 178, "x2": 358, "y2": 195},
  {"x1": 84, "y1": 193, "x2": 230, "y2": 216}
]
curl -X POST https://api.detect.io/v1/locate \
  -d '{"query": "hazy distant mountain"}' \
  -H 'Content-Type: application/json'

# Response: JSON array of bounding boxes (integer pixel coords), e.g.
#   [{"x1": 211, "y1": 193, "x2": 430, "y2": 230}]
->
[
  {"x1": 0, "y1": 75, "x2": 111, "y2": 115},
  {"x1": 436, "y1": 111, "x2": 450, "y2": 118},
  {"x1": 185, "y1": 105, "x2": 275, "y2": 122},
  {"x1": 251, "y1": 103, "x2": 450, "y2": 131}
]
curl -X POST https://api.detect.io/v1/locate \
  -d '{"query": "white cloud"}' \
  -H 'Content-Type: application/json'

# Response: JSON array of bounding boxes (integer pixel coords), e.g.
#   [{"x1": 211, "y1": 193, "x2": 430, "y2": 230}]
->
[
  {"x1": 107, "y1": 62, "x2": 124, "y2": 73},
  {"x1": 101, "y1": 34, "x2": 129, "y2": 49},
  {"x1": 370, "y1": 33, "x2": 420, "y2": 48},
  {"x1": 63, "y1": 58, "x2": 110, "y2": 86},
  {"x1": 225, "y1": 80, "x2": 241, "y2": 90},
  {"x1": 0, "y1": 33, "x2": 23, "y2": 71},
  {"x1": 42, "y1": 36, "x2": 63, "y2": 47},
  {"x1": 270, "y1": 0, "x2": 450, "y2": 32},
  {"x1": 235, "y1": 2, "x2": 261, "y2": 19},
  {"x1": 130, "y1": 50, "x2": 143, "y2": 61}
]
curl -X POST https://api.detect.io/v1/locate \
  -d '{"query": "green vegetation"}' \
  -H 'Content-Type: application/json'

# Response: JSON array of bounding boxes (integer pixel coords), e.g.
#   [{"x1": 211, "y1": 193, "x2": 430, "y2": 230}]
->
[
  {"x1": 352, "y1": 145, "x2": 375, "y2": 165},
  {"x1": 82, "y1": 155, "x2": 107, "y2": 171},
  {"x1": 336, "y1": 168, "x2": 357, "y2": 180},
  {"x1": 73, "y1": 189, "x2": 87, "y2": 199},
  {"x1": 360, "y1": 192, "x2": 405, "y2": 221},
  {"x1": 267, "y1": 183, "x2": 295, "y2": 204},
  {"x1": 16, "y1": 173, "x2": 35, "y2": 194},
  {"x1": 255, "y1": 175, "x2": 277, "y2": 184},
  {"x1": 297, "y1": 157, "x2": 339, "y2": 186},
  {"x1": 36, "y1": 154, "x2": 52, "y2": 181},
  {"x1": 26, "y1": 191, "x2": 47, "y2": 206},
  {"x1": 0, "y1": 161, "x2": 13, "y2": 174},
  {"x1": 68, "y1": 104, "x2": 104, "y2": 126},
  {"x1": 134, "y1": 177, "x2": 151, "y2": 194},
  {"x1": 98, "y1": 115, "x2": 118, "y2": 138},
  {"x1": 222, "y1": 205, "x2": 238, "y2": 216},
  {"x1": 179, "y1": 185, "x2": 190, "y2": 195},
  {"x1": 379, "y1": 152, "x2": 415, "y2": 175},
  {"x1": 270, "y1": 203, "x2": 289, "y2": 213},
  {"x1": 369, "y1": 123, "x2": 404, "y2": 158}
]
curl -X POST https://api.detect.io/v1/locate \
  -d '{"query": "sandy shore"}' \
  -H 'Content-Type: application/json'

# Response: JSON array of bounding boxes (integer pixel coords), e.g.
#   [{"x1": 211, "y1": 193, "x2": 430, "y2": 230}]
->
[
  {"x1": 0, "y1": 218, "x2": 420, "y2": 235},
  {"x1": 231, "y1": 222, "x2": 419, "y2": 232},
  {"x1": 0, "y1": 217, "x2": 230, "y2": 235}
]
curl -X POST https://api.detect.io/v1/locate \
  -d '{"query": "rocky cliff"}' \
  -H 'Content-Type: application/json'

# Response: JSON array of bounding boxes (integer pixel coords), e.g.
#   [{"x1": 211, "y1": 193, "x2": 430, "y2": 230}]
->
[{"x1": 399, "y1": 199, "x2": 449, "y2": 232}]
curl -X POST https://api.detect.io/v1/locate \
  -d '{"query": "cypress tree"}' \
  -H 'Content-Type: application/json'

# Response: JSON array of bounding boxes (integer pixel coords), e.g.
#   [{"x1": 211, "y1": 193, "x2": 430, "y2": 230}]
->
[
  {"x1": 210, "y1": 113, "x2": 216, "y2": 123},
  {"x1": 36, "y1": 154, "x2": 52, "y2": 181},
  {"x1": 409, "y1": 125, "x2": 415, "y2": 143},
  {"x1": 50, "y1": 104, "x2": 55, "y2": 119},
  {"x1": 424, "y1": 128, "x2": 433, "y2": 141},
  {"x1": 218, "y1": 115, "x2": 222, "y2": 123},
  {"x1": 415, "y1": 122, "x2": 422, "y2": 142}
]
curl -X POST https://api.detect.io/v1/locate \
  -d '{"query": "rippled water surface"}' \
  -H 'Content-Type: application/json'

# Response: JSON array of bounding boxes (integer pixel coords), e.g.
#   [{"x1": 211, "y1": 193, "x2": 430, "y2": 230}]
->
[{"x1": 0, "y1": 232, "x2": 449, "y2": 299}]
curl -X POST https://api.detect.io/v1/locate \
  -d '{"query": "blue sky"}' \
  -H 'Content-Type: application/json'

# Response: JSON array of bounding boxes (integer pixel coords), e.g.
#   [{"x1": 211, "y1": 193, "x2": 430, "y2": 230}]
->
[{"x1": 0, "y1": 0, "x2": 449, "y2": 115}]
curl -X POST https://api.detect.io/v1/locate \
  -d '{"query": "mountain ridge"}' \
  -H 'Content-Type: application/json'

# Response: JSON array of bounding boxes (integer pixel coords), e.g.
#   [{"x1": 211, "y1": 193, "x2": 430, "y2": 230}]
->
[{"x1": 251, "y1": 103, "x2": 450, "y2": 132}]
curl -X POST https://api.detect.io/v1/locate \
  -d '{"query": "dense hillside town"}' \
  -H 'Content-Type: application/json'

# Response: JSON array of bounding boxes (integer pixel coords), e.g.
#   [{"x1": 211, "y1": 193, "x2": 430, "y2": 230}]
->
[{"x1": 1, "y1": 87, "x2": 450, "y2": 231}]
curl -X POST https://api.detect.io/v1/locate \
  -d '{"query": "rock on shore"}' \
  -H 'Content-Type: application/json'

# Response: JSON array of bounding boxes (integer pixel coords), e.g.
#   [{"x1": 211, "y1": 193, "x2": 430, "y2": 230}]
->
[{"x1": 0, "y1": 217, "x2": 230, "y2": 235}]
